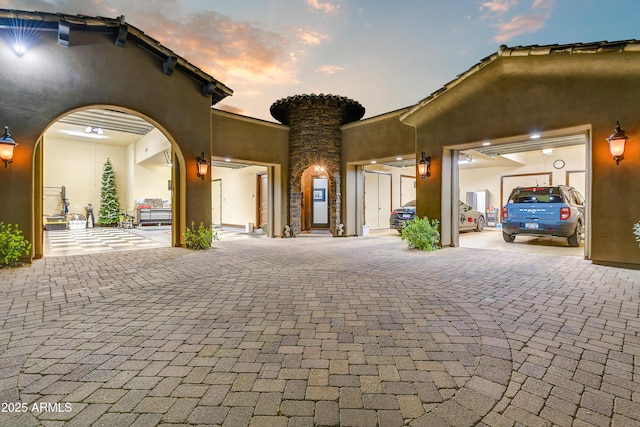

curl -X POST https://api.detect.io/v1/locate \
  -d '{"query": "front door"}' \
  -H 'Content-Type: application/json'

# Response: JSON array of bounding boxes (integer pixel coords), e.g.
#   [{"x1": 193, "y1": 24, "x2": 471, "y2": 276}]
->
[
  {"x1": 257, "y1": 173, "x2": 268, "y2": 228},
  {"x1": 312, "y1": 177, "x2": 329, "y2": 228}
]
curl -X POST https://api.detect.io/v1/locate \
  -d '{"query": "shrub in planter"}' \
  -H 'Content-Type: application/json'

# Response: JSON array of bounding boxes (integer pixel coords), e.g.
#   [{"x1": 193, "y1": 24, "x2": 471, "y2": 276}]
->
[
  {"x1": 634, "y1": 221, "x2": 640, "y2": 248},
  {"x1": 0, "y1": 222, "x2": 32, "y2": 267},
  {"x1": 401, "y1": 217, "x2": 440, "y2": 251},
  {"x1": 183, "y1": 222, "x2": 219, "y2": 250}
]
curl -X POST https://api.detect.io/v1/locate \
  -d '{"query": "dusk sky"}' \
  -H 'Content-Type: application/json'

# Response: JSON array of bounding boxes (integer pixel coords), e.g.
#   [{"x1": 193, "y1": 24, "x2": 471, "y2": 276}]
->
[{"x1": 2, "y1": 0, "x2": 639, "y2": 121}]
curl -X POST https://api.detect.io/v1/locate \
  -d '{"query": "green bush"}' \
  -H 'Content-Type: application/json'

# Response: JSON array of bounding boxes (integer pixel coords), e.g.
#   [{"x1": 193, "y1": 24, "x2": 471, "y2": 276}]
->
[
  {"x1": 0, "y1": 222, "x2": 32, "y2": 267},
  {"x1": 634, "y1": 221, "x2": 640, "y2": 248},
  {"x1": 183, "y1": 222, "x2": 219, "y2": 250},
  {"x1": 401, "y1": 217, "x2": 440, "y2": 251}
]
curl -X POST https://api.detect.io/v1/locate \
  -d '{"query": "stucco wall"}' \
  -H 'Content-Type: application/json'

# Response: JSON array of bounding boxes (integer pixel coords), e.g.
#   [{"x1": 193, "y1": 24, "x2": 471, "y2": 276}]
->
[
  {"x1": 342, "y1": 109, "x2": 414, "y2": 163},
  {"x1": 0, "y1": 25, "x2": 216, "y2": 258},
  {"x1": 405, "y1": 52, "x2": 640, "y2": 268}
]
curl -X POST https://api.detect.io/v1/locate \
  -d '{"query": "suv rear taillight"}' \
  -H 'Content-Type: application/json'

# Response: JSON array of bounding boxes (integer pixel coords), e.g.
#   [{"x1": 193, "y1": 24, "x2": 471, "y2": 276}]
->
[
  {"x1": 502, "y1": 207, "x2": 508, "y2": 220},
  {"x1": 560, "y1": 207, "x2": 570, "y2": 221}
]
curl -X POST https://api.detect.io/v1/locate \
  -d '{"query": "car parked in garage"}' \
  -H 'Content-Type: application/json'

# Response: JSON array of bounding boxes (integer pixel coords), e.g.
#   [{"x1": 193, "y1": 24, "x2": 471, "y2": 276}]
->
[
  {"x1": 389, "y1": 200, "x2": 416, "y2": 231},
  {"x1": 390, "y1": 200, "x2": 485, "y2": 232},
  {"x1": 501, "y1": 185, "x2": 585, "y2": 247}
]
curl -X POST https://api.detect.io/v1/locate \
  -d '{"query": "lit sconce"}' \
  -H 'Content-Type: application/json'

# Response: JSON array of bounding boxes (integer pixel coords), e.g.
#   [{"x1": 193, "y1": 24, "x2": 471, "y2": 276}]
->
[
  {"x1": 196, "y1": 152, "x2": 209, "y2": 180},
  {"x1": 417, "y1": 151, "x2": 431, "y2": 180},
  {"x1": 0, "y1": 126, "x2": 18, "y2": 168},
  {"x1": 606, "y1": 121, "x2": 629, "y2": 165}
]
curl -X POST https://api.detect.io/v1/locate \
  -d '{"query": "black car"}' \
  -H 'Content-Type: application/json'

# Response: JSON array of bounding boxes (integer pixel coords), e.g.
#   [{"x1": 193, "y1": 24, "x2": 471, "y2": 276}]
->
[{"x1": 389, "y1": 200, "x2": 416, "y2": 232}]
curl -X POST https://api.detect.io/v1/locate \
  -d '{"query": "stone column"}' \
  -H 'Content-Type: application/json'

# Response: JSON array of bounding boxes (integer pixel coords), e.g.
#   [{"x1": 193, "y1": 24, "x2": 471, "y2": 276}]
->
[{"x1": 270, "y1": 94, "x2": 364, "y2": 236}]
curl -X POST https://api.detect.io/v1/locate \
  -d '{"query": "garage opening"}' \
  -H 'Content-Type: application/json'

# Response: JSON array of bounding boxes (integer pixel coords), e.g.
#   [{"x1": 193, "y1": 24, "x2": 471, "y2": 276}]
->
[
  {"x1": 448, "y1": 127, "x2": 589, "y2": 258},
  {"x1": 210, "y1": 159, "x2": 270, "y2": 237},
  {"x1": 362, "y1": 158, "x2": 416, "y2": 235},
  {"x1": 41, "y1": 108, "x2": 175, "y2": 256}
]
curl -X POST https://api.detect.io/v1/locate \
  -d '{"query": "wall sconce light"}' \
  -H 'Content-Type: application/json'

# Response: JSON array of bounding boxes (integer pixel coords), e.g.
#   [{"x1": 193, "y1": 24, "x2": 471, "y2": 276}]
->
[
  {"x1": 0, "y1": 126, "x2": 18, "y2": 168},
  {"x1": 196, "y1": 152, "x2": 209, "y2": 180},
  {"x1": 606, "y1": 121, "x2": 629, "y2": 165},
  {"x1": 417, "y1": 151, "x2": 431, "y2": 180}
]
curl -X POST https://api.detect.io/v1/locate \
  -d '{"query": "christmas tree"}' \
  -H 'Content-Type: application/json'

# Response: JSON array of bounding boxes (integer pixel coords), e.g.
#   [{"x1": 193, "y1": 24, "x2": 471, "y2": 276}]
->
[{"x1": 98, "y1": 158, "x2": 121, "y2": 225}]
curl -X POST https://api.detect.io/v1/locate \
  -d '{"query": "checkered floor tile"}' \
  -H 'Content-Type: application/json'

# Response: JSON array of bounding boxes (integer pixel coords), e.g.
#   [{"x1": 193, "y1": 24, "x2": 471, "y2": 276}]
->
[{"x1": 44, "y1": 227, "x2": 166, "y2": 257}]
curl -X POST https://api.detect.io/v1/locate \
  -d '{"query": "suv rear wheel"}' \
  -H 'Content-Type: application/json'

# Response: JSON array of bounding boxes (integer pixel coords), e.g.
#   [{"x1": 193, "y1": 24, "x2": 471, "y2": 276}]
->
[
  {"x1": 502, "y1": 231, "x2": 515, "y2": 243},
  {"x1": 567, "y1": 221, "x2": 582, "y2": 247}
]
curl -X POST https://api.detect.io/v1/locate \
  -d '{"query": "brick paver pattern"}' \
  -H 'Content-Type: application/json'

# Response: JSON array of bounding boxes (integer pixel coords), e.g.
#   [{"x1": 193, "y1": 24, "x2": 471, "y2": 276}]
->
[{"x1": 0, "y1": 234, "x2": 639, "y2": 426}]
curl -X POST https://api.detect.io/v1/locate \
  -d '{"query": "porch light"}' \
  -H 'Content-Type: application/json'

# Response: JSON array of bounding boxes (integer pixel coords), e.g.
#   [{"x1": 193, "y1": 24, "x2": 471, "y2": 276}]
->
[
  {"x1": 417, "y1": 151, "x2": 431, "y2": 180},
  {"x1": 0, "y1": 126, "x2": 18, "y2": 168},
  {"x1": 606, "y1": 121, "x2": 629, "y2": 165},
  {"x1": 196, "y1": 152, "x2": 209, "y2": 180}
]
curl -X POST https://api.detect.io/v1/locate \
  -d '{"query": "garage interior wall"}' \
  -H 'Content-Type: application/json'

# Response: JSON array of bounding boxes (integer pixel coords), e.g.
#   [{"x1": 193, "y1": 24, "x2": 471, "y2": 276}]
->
[
  {"x1": 44, "y1": 132, "x2": 172, "y2": 221},
  {"x1": 459, "y1": 145, "x2": 586, "y2": 212},
  {"x1": 211, "y1": 165, "x2": 268, "y2": 228}
]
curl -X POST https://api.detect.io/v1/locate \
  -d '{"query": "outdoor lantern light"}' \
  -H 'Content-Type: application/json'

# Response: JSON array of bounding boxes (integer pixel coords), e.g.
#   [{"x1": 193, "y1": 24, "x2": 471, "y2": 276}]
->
[
  {"x1": 606, "y1": 121, "x2": 629, "y2": 165},
  {"x1": 196, "y1": 152, "x2": 209, "y2": 180},
  {"x1": 0, "y1": 126, "x2": 18, "y2": 168},
  {"x1": 417, "y1": 151, "x2": 431, "y2": 180}
]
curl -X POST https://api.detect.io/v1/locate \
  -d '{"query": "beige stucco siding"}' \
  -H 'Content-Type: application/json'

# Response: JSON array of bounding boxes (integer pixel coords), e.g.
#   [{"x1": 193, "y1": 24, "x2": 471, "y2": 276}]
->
[
  {"x1": 211, "y1": 111, "x2": 289, "y2": 165},
  {"x1": 342, "y1": 110, "x2": 414, "y2": 164}
]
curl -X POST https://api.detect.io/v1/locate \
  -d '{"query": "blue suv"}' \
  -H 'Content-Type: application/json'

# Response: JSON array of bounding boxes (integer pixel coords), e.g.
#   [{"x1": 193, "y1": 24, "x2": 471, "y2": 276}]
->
[{"x1": 501, "y1": 185, "x2": 585, "y2": 247}]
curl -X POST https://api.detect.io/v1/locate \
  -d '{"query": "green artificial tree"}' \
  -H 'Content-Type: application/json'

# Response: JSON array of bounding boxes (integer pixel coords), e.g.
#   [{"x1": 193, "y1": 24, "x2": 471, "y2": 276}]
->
[{"x1": 98, "y1": 158, "x2": 121, "y2": 226}]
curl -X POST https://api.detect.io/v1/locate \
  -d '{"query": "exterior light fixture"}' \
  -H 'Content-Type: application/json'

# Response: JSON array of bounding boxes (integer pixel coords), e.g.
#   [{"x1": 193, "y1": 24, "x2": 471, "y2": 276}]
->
[
  {"x1": 417, "y1": 151, "x2": 431, "y2": 180},
  {"x1": 0, "y1": 126, "x2": 18, "y2": 168},
  {"x1": 196, "y1": 152, "x2": 209, "y2": 180},
  {"x1": 606, "y1": 121, "x2": 629, "y2": 165}
]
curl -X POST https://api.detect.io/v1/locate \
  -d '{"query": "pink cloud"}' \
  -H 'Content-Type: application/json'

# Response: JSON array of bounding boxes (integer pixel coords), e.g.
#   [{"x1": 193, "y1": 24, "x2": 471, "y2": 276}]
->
[
  {"x1": 493, "y1": 12, "x2": 549, "y2": 42},
  {"x1": 315, "y1": 65, "x2": 345, "y2": 75},
  {"x1": 307, "y1": 0, "x2": 340, "y2": 15},
  {"x1": 490, "y1": 0, "x2": 555, "y2": 43},
  {"x1": 481, "y1": 0, "x2": 518, "y2": 14}
]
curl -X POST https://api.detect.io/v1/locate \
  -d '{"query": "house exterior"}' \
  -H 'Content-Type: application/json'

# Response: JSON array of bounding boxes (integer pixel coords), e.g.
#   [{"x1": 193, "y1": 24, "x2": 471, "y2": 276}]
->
[{"x1": 0, "y1": 9, "x2": 638, "y2": 269}]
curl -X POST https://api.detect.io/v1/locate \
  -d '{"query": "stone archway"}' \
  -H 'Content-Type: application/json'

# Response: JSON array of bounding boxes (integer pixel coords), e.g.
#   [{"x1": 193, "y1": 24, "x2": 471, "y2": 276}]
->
[{"x1": 270, "y1": 94, "x2": 365, "y2": 236}]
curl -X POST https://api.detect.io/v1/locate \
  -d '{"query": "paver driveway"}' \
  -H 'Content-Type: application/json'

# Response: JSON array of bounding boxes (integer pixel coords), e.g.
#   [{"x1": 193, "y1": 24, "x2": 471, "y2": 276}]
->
[{"x1": 0, "y1": 233, "x2": 639, "y2": 426}]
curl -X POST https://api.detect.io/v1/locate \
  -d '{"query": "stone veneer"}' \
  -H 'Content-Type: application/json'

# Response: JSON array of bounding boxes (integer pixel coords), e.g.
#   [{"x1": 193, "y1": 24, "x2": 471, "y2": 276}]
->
[{"x1": 270, "y1": 94, "x2": 365, "y2": 236}]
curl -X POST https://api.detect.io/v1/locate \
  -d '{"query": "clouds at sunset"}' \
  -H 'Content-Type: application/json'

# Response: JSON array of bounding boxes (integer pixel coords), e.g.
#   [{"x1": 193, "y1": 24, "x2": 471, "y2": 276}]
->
[
  {"x1": 0, "y1": 0, "x2": 632, "y2": 121},
  {"x1": 0, "y1": 0, "x2": 321, "y2": 90},
  {"x1": 480, "y1": 0, "x2": 555, "y2": 43}
]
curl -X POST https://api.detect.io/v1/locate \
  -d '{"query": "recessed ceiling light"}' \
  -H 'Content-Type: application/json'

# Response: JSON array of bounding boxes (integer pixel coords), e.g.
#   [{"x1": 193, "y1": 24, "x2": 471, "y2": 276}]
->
[
  {"x1": 530, "y1": 133, "x2": 541, "y2": 139},
  {"x1": 63, "y1": 130, "x2": 107, "y2": 139},
  {"x1": 396, "y1": 156, "x2": 402, "y2": 161},
  {"x1": 482, "y1": 141, "x2": 491, "y2": 146},
  {"x1": 370, "y1": 160, "x2": 377, "y2": 164},
  {"x1": 541, "y1": 148, "x2": 554, "y2": 155},
  {"x1": 224, "y1": 158, "x2": 231, "y2": 162}
]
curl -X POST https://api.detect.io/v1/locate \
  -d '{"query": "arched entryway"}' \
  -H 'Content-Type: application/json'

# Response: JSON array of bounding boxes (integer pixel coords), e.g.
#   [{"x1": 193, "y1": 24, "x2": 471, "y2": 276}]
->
[
  {"x1": 33, "y1": 106, "x2": 185, "y2": 258},
  {"x1": 300, "y1": 165, "x2": 332, "y2": 231}
]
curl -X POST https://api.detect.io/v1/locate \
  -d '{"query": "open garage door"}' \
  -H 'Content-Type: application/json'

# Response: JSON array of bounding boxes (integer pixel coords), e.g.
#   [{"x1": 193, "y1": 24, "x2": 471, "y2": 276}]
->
[
  {"x1": 449, "y1": 128, "x2": 589, "y2": 258},
  {"x1": 42, "y1": 108, "x2": 175, "y2": 257}
]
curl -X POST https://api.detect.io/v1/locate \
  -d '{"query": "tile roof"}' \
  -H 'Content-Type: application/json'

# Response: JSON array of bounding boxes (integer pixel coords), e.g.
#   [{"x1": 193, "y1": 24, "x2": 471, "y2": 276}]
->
[
  {"x1": 401, "y1": 39, "x2": 640, "y2": 122},
  {"x1": 270, "y1": 93, "x2": 365, "y2": 125},
  {"x1": 0, "y1": 9, "x2": 233, "y2": 104}
]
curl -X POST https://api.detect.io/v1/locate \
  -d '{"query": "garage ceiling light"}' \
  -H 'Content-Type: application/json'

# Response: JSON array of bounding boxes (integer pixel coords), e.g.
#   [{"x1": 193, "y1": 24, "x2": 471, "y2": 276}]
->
[{"x1": 541, "y1": 148, "x2": 554, "y2": 155}]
